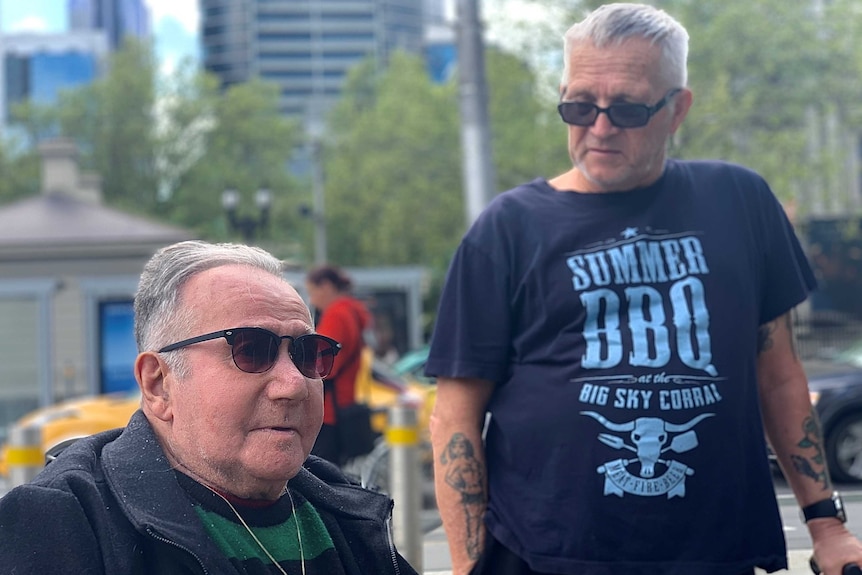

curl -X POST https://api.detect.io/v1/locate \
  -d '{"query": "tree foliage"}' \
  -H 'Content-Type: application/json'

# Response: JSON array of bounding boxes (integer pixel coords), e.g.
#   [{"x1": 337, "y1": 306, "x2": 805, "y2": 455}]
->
[
  {"x1": 157, "y1": 74, "x2": 303, "y2": 253},
  {"x1": 54, "y1": 39, "x2": 159, "y2": 214},
  {"x1": 322, "y1": 49, "x2": 568, "y2": 273},
  {"x1": 0, "y1": 133, "x2": 40, "y2": 203},
  {"x1": 4, "y1": 41, "x2": 305, "y2": 258},
  {"x1": 323, "y1": 54, "x2": 463, "y2": 269},
  {"x1": 7, "y1": 0, "x2": 858, "y2": 277},
  {"x1": 663, "y1": 0, "x2": 862, "y2": 211},
  {"x1": 535, "y1": 0, "x2": 862, "y2": 215}
]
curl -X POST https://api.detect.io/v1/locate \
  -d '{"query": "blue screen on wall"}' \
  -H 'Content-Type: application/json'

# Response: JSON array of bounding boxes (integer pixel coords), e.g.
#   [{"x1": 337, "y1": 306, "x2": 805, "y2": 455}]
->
[{"x1": 99, "y1": 300, "x2": 138, "y2": 394}]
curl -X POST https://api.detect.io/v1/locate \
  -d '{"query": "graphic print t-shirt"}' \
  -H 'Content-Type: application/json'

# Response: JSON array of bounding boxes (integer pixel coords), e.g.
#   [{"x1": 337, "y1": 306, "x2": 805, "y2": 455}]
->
[{"x1": 425, "y1": 160, "x2": 817, "y2": 575}]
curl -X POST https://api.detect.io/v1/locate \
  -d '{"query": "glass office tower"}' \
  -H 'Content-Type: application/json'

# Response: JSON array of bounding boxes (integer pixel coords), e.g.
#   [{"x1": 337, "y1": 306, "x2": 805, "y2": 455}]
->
[
  {"x1": 200, "y1": 0, "x2": 425, "y2": 128},
  {"x1": 0, "y1": 32, "x2": 108, "y2": 126},
  {"x1": 68, "y1": 0, "x2": 151, "y2": 50}
]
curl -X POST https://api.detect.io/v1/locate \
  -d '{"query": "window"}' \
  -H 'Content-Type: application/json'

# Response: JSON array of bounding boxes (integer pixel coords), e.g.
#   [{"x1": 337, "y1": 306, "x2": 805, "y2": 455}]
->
[{"x1": 0, "y1": 280, "x2": 52, "y2": 445}]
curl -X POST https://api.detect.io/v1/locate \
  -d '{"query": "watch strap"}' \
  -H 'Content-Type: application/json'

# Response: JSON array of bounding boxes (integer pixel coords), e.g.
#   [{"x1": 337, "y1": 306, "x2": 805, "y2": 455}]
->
[{"x1": 801, "y1": 492, "x2": 846, "y2": 523}]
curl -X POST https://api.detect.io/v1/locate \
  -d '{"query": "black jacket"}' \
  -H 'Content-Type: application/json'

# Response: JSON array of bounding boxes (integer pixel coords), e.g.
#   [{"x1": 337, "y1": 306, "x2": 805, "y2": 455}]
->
[{"x1": 0, "y1": 410, "x2": 419, "y2": 575}]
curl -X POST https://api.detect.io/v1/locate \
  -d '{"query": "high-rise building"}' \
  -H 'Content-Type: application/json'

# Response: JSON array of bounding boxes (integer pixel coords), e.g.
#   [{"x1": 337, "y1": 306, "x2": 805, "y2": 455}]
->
[
  {"x1": 423, "y1": 0, "x2": 456, "y2": 84},
  {"x1": 200, "y1": 0, "x2": 425, "y2": 130},
  {"x1": 68, "y1": 0, "x2": 151, "y2": 51},
  {"x1": 0, "y1": 32, "x2": 109, "y2": 127}
]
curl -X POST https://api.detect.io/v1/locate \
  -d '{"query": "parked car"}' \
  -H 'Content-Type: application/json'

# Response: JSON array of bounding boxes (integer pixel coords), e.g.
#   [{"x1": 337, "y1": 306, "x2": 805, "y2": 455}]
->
[
  {"x1": 804, "y1": 339, "x2": 862, "y2": 483},
  {"x1": 392, "y1": 346, "x2": 433, "y2": 385},
  {"x1": 0, "y1": 354, "x2": 435, "y2": 478}
]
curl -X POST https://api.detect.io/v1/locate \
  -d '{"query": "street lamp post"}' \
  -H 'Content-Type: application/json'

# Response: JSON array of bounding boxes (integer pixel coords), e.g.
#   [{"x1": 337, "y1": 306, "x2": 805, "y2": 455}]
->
[
  {"x1": 222, "y1": 188, "x2": 272, "y2": 243},
  {"x1": 298, "y1": 128, "x2": 328, "y2": 265},
  {"x1": 309, "y1": 138, "x2": 327, "y2": 264}
]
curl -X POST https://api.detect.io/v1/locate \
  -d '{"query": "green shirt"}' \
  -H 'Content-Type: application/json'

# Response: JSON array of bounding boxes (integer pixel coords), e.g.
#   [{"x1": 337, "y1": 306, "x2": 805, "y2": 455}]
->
[{"x1": 177, "y1": 471, "x2": 346, "y2": 575}]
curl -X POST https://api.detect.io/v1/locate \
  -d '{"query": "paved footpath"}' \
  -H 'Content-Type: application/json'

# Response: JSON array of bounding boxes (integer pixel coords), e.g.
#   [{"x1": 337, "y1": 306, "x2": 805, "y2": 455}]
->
[{"x1": 421, "y1": 525, "x2": 816, "y2": 574}]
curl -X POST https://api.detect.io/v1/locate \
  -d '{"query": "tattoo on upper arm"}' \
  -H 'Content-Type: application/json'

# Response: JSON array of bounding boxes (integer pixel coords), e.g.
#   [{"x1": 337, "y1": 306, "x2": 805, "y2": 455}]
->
[
  {"x1": 789, "y1": 409, "x2": 831, "y2": 491},
  {"x1": 757, "y1": 315, "x2": 798, "y2": 358},
  {"x1": 784, "y1": 314, "x2": 798, "y2": 360},
  {"x1": 757, "y1": 322, "x2": 776, "y2": 354},
  {"x1": 440, "y1": 433, "x2": 486, "y2": 560}
]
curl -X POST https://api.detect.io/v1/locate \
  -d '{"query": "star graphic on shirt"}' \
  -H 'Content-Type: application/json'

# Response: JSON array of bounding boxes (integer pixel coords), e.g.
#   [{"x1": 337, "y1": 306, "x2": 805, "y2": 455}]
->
[{"x1": 622, "y1": 227, "x2": 638, "y2": 239}]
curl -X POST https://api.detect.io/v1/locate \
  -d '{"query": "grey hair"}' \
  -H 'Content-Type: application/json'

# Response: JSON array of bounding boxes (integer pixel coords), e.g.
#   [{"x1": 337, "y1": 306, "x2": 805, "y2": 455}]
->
[
  {"x1": 561, "y1": 3, "x2": 689, "y2": 90},
  {"x1": 134, "y1": 241, "x2": 286, "y2": 375}
]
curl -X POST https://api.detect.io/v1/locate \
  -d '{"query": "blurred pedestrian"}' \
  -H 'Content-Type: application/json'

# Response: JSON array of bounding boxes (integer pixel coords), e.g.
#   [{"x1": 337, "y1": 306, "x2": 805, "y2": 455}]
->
[
  {"x1": 306, "y1": 264, "x2": 375, "y2": 465},
  {"x1": 0, "y1": 240, "x2": 419, "y2": 575},
  {"x1": 426, "y1": 3, "x2": 862, "y2": 575}
]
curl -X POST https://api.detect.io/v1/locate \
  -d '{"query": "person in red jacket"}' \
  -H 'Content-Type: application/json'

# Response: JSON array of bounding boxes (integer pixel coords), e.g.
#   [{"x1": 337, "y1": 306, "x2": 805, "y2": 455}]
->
[{"x1": 306, "y1": 264, "x2": 373, "y2": 465}]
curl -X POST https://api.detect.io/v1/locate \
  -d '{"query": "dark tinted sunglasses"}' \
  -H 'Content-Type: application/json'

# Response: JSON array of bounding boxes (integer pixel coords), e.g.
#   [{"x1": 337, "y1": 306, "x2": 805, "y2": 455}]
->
[
  {"x1": 557, "y1": 88, "x2": 681, "y2": 128},
  {"x1": 158, "y1": 327, "x2": 341, "y2": 378}
]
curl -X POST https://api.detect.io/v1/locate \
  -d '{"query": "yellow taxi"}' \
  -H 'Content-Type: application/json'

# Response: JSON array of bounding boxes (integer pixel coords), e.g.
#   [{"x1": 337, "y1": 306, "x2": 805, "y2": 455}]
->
[
  {"x1": 0, "y1": 351, "x2": 434, "y2": 477},
  {"x1": 0, "y1": 392, "x2": 140, "y2": 476}
]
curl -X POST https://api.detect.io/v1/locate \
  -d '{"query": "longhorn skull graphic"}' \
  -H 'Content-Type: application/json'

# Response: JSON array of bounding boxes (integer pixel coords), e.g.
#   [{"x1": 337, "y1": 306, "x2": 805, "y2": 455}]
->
[{"x1": 581, "y1": 411, "x2": 714, "y2": 478}]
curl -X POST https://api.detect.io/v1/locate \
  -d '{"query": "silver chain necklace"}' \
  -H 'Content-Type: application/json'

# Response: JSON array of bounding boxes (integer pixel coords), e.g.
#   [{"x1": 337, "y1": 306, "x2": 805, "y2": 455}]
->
[{"x1": 206, "y1": 485, "x2": 306, "y2": 575}]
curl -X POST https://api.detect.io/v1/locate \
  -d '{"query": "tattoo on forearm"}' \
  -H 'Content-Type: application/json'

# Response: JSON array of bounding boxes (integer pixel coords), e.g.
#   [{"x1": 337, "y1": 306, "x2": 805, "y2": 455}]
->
[
  {"x1": 757, "y1": 322, "x2": 775, "y2": 354},
  {"x1": 790, "y1": 410, "x2": 830, "y2": 491},
  {"x1": 441, "y1": 433, "x2": 486, "y2": 560}
]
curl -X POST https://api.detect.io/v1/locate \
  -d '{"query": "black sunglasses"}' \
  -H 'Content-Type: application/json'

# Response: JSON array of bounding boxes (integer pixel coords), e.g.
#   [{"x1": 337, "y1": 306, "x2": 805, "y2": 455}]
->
[
  {"x1": 557, "y1": 88, "x2": 682, "y2": 128},
  {"x1": 158, "y1": 327, "x2": 342, "y2": 378}
]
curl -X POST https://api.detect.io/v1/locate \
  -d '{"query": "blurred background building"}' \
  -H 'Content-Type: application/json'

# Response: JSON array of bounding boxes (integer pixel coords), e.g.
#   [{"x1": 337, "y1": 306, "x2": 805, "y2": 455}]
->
[
  {"x1": 0, "y1": 0, "x2": 152, "y2": 131},
  {"x1": 200, "y1": 0, "x2": 453, "y2": 130},
  {"x1": 0, "y1": 138, "x2": 191, "y2": 440},
  {"x1": 0, "y1": 31, "x2": 107, "y2": 128},
  {"x1": 68, "y1": 0, "x2": 150, "y2": 51}
]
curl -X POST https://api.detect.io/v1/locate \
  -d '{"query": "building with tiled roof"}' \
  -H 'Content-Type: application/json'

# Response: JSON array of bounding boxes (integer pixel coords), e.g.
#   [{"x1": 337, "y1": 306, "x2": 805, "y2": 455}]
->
[{"x1": 0, "y1": 138, "x2": 193, "y2": 440}]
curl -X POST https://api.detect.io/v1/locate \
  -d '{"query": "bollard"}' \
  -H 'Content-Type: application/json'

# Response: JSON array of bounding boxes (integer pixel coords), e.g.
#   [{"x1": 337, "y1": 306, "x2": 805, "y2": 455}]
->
[
  {"x1": 387, "y1": 400, "x2": 423, "y2": 573},
  {"x1": 6, "y1": 424, "x2": 43, "y2": 488}
]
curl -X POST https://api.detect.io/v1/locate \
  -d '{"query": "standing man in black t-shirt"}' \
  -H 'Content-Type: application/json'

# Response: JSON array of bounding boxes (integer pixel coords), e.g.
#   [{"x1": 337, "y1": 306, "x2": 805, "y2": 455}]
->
[{"x1": 426, "y1": 3, "x2": 862, "y2": 575}]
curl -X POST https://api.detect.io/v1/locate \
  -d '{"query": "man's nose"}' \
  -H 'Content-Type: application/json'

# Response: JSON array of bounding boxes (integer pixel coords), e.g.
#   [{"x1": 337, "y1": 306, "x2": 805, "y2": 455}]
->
[
  {"x1": 266, "y1": 348, "x2": 311, "y2": 400},
  {"x1": 590, "y1": 108, "x2": 619, "y2": 135}
]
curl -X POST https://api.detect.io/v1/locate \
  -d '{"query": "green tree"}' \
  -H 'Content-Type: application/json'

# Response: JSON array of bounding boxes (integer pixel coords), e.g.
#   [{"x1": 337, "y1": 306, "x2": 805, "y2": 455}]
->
[
  {"x1": 485, "y1": 49, "x2": 569, "y2": 192},
  {"x1": 1, "y1": 99, "x2": 68, "y2": 203},
  {"x1": 54, "y1": 39, "x2": 159, "y2": 214},
  {"x1": 7, "y1": 44, "x2": 303, "y2": 254},
  {"x1": 160, "y1": 77, "x2": 303, "y2": 253},
  {"x1": 323, "y1": 53, "x2": 464, "y2": 268},
  {"x1": 665, "y1": 0, "x2": 836, "y2": 205},
  {"x1": 0, "y1": 133, "x2": 40, "y2": 203},
  {"x1": 536, "y1": 0, "x2": 862, "y2": 214},
  {"x1": 321, "y1": 48, "x2": 570, "y2": 332},
  {"x1": 323, "y1": 49, "x2": 569, "y2": 268}
]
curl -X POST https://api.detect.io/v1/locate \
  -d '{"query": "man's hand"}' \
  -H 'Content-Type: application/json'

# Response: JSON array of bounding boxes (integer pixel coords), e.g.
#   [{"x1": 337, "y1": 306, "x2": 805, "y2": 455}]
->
[{"x1": 809, "y1": 519, "x2": 862, "y2": 575}]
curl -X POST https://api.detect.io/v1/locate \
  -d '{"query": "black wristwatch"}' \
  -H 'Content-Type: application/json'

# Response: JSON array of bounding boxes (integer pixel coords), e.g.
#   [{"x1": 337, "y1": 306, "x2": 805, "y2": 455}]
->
[{"x1": 801, "y1": 491, "x2": 847, "y2": 523}]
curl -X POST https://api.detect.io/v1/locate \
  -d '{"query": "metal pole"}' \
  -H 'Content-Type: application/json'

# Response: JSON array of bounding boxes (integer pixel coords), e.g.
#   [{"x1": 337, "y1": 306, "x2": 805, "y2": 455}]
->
[
  {"x1": 7, "y1": 424, "x2": 43, "y2": 487},
  {"x1": 310, "y1": 138, "x2": 328, "y2": 264},
  {"x1": 387, "y1": 401, "x2": 422, "y2": 572},
  {"x1": 456, "y1": 0, "x2": 496, "y2": 227}
]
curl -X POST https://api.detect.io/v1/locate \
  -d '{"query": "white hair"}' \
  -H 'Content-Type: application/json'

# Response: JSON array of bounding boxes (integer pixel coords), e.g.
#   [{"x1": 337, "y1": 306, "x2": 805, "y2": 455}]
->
[
  {"x1": 134, "y1": 240, "x2": 286, "y2": 376},
  {"x1": 561, "y1": 3, "x2": 689, "y2": 90}
]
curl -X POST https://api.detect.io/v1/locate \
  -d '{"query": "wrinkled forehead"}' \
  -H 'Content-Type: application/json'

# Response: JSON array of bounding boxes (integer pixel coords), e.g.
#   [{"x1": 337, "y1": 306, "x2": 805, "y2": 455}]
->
[{"x1": 182, "y1": 265, "x2": 312, "y2": 323}]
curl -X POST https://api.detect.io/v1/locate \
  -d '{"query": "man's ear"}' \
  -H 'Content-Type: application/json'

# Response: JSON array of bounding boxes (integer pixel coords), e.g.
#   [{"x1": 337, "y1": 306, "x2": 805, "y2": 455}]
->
[
  {"x1": 135, "y1": 352, "x2": 172, "y2": 422},
  {"x1": 669, "y1": 87, "x2": 693, "y2": 135}
]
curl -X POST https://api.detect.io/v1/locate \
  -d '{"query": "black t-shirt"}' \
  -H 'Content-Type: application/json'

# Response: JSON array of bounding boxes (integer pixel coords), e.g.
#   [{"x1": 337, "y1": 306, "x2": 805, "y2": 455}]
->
[{"x1": 426, "y1": 159, "x2": 816, "y2": 575}]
